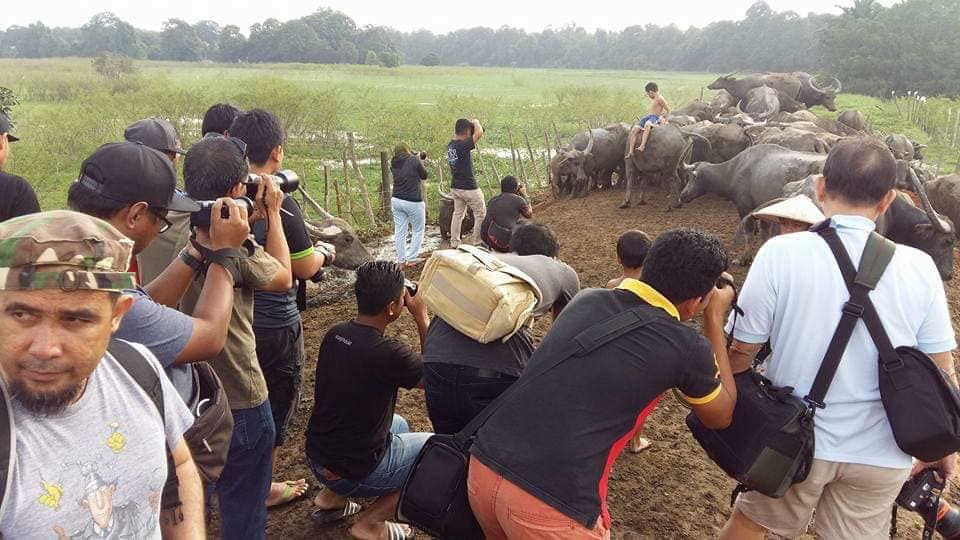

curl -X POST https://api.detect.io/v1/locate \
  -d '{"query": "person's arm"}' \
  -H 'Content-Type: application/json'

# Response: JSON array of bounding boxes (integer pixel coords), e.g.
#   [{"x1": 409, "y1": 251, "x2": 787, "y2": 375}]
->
[
  {"x1": 518, "y1": 187, "x2": 533, "y2": 218},
  {"x1": 472, "y1": 119, "x2": 484, "y2": 144},
  {"x1": 417, "y1": 157, "x2": 429, "y2": 180},
  {"x1": 686, "y1": 276, "x2": 738, "y2": 429},
  {"x1": 660, "y1": 96, "x2": 672, "y2": 117},
  {"x1": 254, "y1": 176, "x2": 293, "y2": 292},
  {"x1": 142, "y1": 244, "x2": 204, "y2": 308},
  {"x1": 159, "y1": 438, "x2": 204, "y2": 539},
  {"x1": 282, "y1": 197, "x2": 327, "y2": 279},
  {"x1": 405, "y1": 289, "x2": 430, "y2": 353}
]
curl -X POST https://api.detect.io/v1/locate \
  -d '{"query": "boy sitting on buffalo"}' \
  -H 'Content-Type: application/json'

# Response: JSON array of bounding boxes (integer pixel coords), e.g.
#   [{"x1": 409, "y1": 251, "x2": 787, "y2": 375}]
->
[{"x1": 626, "y1": 82, "x2": 671, "y2": 158}]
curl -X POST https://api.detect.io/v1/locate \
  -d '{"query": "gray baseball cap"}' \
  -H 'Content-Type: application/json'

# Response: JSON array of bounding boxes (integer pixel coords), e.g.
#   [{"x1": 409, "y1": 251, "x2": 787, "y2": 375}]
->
[
  {"x1": 0, "y1": 112, "x2": 19, "y2": 142},
  {"x1": 124, "y1": 118, "x2": 186, "y2": 155}
]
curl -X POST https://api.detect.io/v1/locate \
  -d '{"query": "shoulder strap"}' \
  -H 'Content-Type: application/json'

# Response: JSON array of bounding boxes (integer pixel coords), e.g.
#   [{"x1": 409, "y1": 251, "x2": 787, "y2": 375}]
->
[
  {"x1": 109, "y1": 339, "x2": 165, "y2": 422},
  {"x1": 457, "y1": 245, "x2": 544, "y2": 303},
  {"x1": 807, "y1": 227, "x2": 896, "y2": 409},
  {"x1": 0, "y1": 376, "x2": 14, "y2": 527},
  {"x1": 454, "y1": 305, "x2": 656, "y2": 445}
]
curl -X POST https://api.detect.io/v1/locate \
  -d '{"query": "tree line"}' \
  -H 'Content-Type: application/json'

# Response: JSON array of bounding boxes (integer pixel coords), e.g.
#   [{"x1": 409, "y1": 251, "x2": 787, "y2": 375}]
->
[{"x1": 1, "y1": 0, "x2": 958, "y2": 96}]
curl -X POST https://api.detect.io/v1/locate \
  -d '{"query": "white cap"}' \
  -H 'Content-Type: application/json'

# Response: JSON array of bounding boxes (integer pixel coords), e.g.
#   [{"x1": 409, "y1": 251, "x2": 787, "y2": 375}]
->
[{"x1": 752, "y1": 195, "x2": 825, "y2": 226}]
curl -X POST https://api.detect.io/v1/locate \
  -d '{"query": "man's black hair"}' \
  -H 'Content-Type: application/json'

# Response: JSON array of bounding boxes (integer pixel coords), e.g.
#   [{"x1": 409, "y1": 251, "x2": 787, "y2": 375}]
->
[
  {"x1": 455, "y1": 118, "x2": 473, "y2": 136},
  {"x1": 641, "y1": 228, "x2": 728, "y2": 304},
  {"x1": 202, "y1": 103, "x2": 240, "y2": 136},
  {"x1": 617, "y1": 230, "x2": 653, "y2": 269},
  {"x1": 645, "y1": 82, "x2": 659, "y2": 93},
  {"x1": 501, "y1": 175, "x2": 519, "y2": 193},
  {"x1": 822, "y1": 137, "x2": 896, "y2": 206},
  {"x1": 183, "y1": 137, "x2": 248, "y2": 200},
  {"x1": 229, "y1": 108, "x2": 284, "y2": 166},
  {"x1": 511, "y1": 222, "x2": 559, "y2": 258},
  {"x1": 355, "y1": 260, "x2": 405, "y2": 316},
  {"x1": 67, "y1": 181, "x2": 127, "y2": 220}
]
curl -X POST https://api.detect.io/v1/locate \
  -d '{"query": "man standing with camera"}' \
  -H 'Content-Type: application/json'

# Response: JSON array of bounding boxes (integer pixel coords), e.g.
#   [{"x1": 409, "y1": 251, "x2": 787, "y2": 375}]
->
[
  {"x1": 479, "y1": 175, "x2": 533, "y2": 252},
  {"x1": 178, "y1": 135, "x2": 294, "y2": 539},
  {"x1": 229, "y1": 109, "x2": 332, "y2": 508},
  {"x1": 447, "y1": 118, "x2": 486, "y2": 247},
  {"x1": 719, "y1": 138, "x2": 958, "y2": 539}
]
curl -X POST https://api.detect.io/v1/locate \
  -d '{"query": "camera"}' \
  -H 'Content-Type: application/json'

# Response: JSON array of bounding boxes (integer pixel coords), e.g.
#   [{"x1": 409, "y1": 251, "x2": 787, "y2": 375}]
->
[
  {"x1": 416, "y1": 151, "x2": 427, "y2": 160},
  {"x1": 244, "y1": 170, "x2": 300, "y2": 198},
  {"x1": 190, "y1": 197, "x2": 255, "y2": 228},
  {"x1": 404, "y1": 278, "x2": 418, "y2": 297},
  {"x1": 896, "y1": 468, "x2": 960, "y2": 539}
]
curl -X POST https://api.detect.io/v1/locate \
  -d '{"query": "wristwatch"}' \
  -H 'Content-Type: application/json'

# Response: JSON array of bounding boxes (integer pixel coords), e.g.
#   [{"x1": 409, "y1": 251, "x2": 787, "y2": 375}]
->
[{"x1": 178, "y1": 248, "x2": 204, "y2": 273}]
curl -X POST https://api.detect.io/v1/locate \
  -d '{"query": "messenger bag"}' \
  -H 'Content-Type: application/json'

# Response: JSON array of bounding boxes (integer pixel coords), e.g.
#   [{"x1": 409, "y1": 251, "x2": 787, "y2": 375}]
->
[
  {"x1": 816, "y1": 224, "x2": 960, "y2": 462},
  {"x1": 397, "y1": 306, "x2": 659, "y2": 538},
  {"x1": 687, "y1": 224, "x2": 895, "y2": 500}
]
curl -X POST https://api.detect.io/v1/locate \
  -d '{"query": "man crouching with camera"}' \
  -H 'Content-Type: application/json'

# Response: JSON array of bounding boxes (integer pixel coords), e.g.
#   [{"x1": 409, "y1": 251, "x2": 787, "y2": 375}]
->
[{"x1": 177, "y1": 135, "x2": 293, "y2": 539}]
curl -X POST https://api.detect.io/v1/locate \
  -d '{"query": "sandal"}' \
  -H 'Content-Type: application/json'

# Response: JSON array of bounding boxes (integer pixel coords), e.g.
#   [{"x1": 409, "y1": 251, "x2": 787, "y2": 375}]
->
[
  {"x1": 386, "y1": 521, "x2": 415, "y2": 540},
  {"x1": 267, "y1": 479, "x2": 309, "y2": 508},
  {"x1": 310, "y1": 500, "x2": 362, "y2": 525}
]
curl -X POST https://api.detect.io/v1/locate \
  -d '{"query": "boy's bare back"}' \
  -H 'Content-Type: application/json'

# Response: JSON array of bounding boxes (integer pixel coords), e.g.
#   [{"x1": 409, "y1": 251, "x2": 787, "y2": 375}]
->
[{"x1": 650, "y1": 94, "x2": 670, "y2": 115}]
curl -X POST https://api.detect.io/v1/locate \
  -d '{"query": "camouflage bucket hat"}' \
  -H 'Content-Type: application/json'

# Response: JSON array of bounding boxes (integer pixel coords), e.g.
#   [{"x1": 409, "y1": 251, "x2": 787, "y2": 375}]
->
[{"x1": 0, "y1": 210, "x2": 135, "y2": 292}]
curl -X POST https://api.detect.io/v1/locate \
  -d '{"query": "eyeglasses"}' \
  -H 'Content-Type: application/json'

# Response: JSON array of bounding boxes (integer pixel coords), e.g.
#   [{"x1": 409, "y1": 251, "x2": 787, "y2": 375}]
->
[
  {"x1": 203, "y1": 132, "x2": 248, "y2": 160},
  {"x1": 149, "y1": 207, "x2": 172, "y2": 234}
]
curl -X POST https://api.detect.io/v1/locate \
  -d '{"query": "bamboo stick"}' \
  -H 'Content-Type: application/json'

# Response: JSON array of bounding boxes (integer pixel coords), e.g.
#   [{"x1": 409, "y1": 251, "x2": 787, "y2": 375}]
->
[{"x1": 346, "y1": 132, "x2": 378, "y2": 227}]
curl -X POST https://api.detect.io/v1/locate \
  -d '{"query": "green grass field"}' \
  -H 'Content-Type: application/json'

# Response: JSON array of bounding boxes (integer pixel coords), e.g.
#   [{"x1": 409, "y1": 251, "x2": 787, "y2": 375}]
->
[{"x1": 2, "y1": 58, "x2": 958, "y2": 230}]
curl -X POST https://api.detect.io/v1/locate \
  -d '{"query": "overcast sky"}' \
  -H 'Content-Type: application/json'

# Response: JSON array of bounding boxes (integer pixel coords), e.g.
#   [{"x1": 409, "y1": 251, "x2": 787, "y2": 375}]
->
[{"x1": 3, "y1": 0, "x2": 894, "y2": 34}]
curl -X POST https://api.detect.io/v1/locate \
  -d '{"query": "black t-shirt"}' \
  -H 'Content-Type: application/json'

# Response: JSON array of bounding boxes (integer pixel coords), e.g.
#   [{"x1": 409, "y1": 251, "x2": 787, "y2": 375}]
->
[
  {"x1": 480, "y1": 193, "x2": 529, "y2": 251},
  {"x1": 305, "y1": 321, "x2": 423, "y2": 479},
  {"x1": 0, "y1": 172, "x2": 40, "y2": 222},
  {"x1": 472, "y1": 286, "x2": 721, "y2": 529},
  {"x1": 447, "y1": 138, "x2": 477, "y2": 190},
  {"x1": 252, "y1": 195, "x2": 314, "y2": 328}
]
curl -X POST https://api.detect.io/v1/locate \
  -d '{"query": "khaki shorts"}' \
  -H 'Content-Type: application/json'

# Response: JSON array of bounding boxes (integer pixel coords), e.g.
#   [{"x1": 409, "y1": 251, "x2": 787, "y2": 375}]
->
[{"x1": 736, "y1": 459, "x2": 910, "y2": 539}]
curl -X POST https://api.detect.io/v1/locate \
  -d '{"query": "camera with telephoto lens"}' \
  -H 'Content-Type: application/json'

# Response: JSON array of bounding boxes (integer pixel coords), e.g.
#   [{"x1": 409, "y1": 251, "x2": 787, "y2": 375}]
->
[
  {"x1": 190, "y1": 197, "x2": 255, "y2": 228},
  {"x1": 244, "y1": 170, "x2": 300, "y2": 198},
  {"x1": 896, "y1": 468, "x2": 960, "y2": 539},
  {"x1": 404, "y1": 278, "x2": 418, "y2": 297}
]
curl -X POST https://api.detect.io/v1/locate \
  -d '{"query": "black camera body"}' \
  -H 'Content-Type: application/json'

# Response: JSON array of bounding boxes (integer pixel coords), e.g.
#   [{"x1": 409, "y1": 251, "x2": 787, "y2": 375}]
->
[
  {"x1": 190, "y1": 197, "x2": 255, "y2": 228},
  {"x1": 404, "y1": 278, "x2": 418, "y2": 297},
  {"x1": 896, "y1": 468, "x2": 960, "y2": 540},
  {"x1": 244, "y1": 170, "x2": 300, "y2": 198}
]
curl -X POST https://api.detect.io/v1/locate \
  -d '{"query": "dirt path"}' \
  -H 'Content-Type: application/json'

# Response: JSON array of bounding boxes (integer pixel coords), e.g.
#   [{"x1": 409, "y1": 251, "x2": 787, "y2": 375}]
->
[{"x1": 261, "y1": 185, "x2": 936, "y2": 539}]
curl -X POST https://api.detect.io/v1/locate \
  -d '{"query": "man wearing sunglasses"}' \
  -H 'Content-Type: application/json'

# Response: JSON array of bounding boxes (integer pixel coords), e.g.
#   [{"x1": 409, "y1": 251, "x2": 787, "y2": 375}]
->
[{"x1": 67, "y1": 141, "x2": 252, "y2": 537}]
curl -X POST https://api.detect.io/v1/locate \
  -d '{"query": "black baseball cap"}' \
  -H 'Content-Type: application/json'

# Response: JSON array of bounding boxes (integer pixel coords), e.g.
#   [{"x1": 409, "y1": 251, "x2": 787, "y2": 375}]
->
[
  {"x1": 76, "y1": 142, "x2": 200, "y2": 212},
  {"x1": 0, "y1": 112, "x2": 19, "y2": 143},
  {"x1": 124, "y1": 118, "x2": 186, "y2": 155}
]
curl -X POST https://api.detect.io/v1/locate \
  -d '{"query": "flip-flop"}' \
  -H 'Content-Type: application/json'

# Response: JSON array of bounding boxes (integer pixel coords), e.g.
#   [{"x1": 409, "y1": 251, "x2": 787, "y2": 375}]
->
[
  {"x1": 310, "y1": 500, "x2": 362, "y2": 525},
  {"x1": 386, "y1": 521, "x2": 414, "y2": 540},
  {"x1": 267, "y1": 480, "x2": 309, "y2": 508},
  {"x1": 629, "y1": 437, "x2": 653, "y2": 454}
]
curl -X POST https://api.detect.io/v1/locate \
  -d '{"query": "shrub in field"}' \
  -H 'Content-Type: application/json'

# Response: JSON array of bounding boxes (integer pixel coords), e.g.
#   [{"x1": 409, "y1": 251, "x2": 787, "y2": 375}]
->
[
  {"x1": 92, "y1": 52, "x2": 139, "y2": 80},
  {"x1": 365, "y1": 51, "x2": 380, "y2": 66}
]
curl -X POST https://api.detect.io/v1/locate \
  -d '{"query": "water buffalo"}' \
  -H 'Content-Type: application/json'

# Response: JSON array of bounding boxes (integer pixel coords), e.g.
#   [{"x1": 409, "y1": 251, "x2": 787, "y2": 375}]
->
[
  {"x1": 620, "y1": 124, "x2": 708, "y2": 210},
  {"x1": 680, "y1": 144, "x2": 827, "y2": 217},
  {"x1": 924, "y1": 174, "x2": 960, "y2": 239},
  {"x1": 794, "y1": 73, "x2": 841, "y2": 111},
  {"x1": 682, "y1": 122, "x2": 751, "y2": 163},
  {"x1": 674, "y1": 101, "x2": 715, "y2": 123},
  {"x1": 438, "y1": 192, "x2": 475, "y2": 241},
  {"x1": 885, "y1": 133, "x2": 915, "y2": 160},
  {"x1": 784, "y1": 173, "x2": 955, "y2": 280},
  {"x1": 710, "y1": 90, "x2": 737, "y2": 113},
  {"x1": 550, "y1": 124, "x2": 630, "y2": 197},
  {"x1": 707, "y1": 73, "x2": 767, "y2": 102},
  {"x1": 304, "y1": 211, "x2": 375, "y2": 270},
  {"x1": 743, "y1": 86, "x2": 780, "y2": 121},
  {"x1": 709, "y1": 72, "x2": 841, "y2": 111},
  {"x1": 770, "y1": 110, "x2": 820, "y2": 123},
  {"x1": 837, "y1": 110, "x2": 867, "y2": 132},
  {"x1": 755, "y1": 127, "x2": 838, "y2": 154}
]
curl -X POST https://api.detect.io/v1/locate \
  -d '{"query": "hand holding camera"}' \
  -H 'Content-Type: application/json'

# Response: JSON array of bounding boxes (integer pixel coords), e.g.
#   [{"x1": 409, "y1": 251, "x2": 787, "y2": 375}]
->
[
  {"x1": 209, "y1": 198, "x2": 251, "y2": 251},
  {"x1": 518, "y1": 184, "x2": 528, "y2": 198},
  {"x1": 404, "y1": 281, "x2": 428, "y2": 320},
  {"x1": 314, "y1": 241, "x2": 337, "y2": 267},
  {"x1": 705, "y1": 272, "x2": 736, "y2": 325},
  {"x1": 250, "y1": 174, "x2": 284, "y2": 222}
]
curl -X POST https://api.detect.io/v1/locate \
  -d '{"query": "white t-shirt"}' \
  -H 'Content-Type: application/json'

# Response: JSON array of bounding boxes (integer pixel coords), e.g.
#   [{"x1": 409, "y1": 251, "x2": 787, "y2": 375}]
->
[
  {"x1": 727, "y1": 215, "x2": 956, "y2": 469},
  {"x1": 0, "y1": 342, "x2": 193, "y2": 538}
]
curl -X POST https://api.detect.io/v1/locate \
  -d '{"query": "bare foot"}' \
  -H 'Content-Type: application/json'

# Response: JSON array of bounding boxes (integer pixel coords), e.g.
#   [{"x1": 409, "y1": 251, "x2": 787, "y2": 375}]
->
[
  {"x1": 638, "y1": 144, "x2": 647, "y2": 153},
  {"x1": 266, "y1": 479, "x2": 308, "y2": 508},
  {"x1": 350, "y1": 520, "x2": 412, "y2": 540},
  {"x1": 625, "y1": 151, "x2": 634, "y2": 159},
  {"x1": 629, "y1": 437, "x2": 653, "y2": 454}
]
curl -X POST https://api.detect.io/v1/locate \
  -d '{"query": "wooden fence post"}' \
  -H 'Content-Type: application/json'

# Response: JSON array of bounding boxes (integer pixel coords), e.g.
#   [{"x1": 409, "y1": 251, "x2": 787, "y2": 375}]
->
[
  {"x1": 323, "y1": 165, "x2": 330, "y2": 211},
  {"x1": 379, "y1": 151, "x2": 392, "y2": 222},
  {"x1": 346, "y1": 132, "x2": 378, "y2": 228},
  {"x1": 523, "y1": 133, "x2": 540, "y2": 188},
  {"x1": 507, "y1": 128, "x2": 518, "y2": 174},
  {"x1": 342, "y1": 147, "x2": 354, "y2": 223}
]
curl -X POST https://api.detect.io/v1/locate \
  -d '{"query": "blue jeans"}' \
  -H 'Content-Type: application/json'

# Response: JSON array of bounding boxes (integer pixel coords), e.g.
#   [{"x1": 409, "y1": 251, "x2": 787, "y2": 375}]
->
[
  {"x1": 309, "y1": 414, "x2": 432, "y2": 497},
  {"x1": 423, "y1": 363, "x2": 519, "y2": 434},
  {"x1": 216, "y1": 400, "x2": 275, "y2": 540},
  {"x1": 392, "y1": 198, "x2": 426, "y2": 263}
]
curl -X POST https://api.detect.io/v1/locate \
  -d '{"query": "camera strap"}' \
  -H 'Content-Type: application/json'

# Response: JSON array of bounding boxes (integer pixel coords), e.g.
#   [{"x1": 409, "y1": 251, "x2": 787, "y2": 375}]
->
[{"x1": 189, "y1": 235, "x2": 254, "y2": 287}]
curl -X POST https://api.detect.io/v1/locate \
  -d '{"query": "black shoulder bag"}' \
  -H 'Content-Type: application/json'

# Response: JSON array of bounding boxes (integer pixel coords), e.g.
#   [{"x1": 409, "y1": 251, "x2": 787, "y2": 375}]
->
[
  {"x1": 396, "y1": 306, "x2": 659, "y2": 539},
  {"x1": 817, "y1": 224, "x2": 960, "y2": 462},
  {"x1": 687, "y1": 223, "x2": 895, "y2": 501}
]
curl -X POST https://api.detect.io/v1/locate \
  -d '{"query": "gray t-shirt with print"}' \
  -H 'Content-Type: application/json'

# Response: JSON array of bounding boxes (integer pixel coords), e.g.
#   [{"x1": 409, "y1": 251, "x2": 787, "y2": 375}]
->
[{"x1": 0, "y1": 343, "x2": 193, "y2": 539}]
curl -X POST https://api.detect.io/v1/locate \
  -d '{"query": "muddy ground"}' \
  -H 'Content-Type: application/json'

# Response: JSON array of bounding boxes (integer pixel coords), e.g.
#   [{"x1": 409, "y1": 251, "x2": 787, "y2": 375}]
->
[{"x1": 256, "y1": 185, "x2": 949, "y2": 539}]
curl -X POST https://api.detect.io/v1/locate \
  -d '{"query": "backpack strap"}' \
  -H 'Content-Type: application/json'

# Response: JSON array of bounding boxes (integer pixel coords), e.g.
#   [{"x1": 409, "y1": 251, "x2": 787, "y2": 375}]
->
[
  {"x1": 807, "y1": 226, "x2": 896, "y2": 409},
  {"x1": 453, "y1": 305, "x2": 656, "y2": 446},
  {"x1": 457, "y1": 245, "x2": 544, "y2": 303},
  {"x1": 0, "y1": 377, "x2": 15, "y2": 530}
]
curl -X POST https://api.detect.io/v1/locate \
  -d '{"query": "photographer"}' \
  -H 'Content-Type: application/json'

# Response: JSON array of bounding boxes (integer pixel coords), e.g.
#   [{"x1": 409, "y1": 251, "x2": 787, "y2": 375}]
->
[
  {"x1": 178, "y1": 135, "x2": 293, "y2": 539},
  {"x1": 203, "y1": 102, "x2": 240, "y2": 136},
  {"x1": 447, "y1": 118, "x2": 485, "y2": 247},
  {"x1": 67, "y1": 141, "x2": 248, "y2": 538},
  {"x1": 0, "y1": 111, "x2": 40, "y2": 222},
  {"x1": 479, "y1": 175, "x2": 532, "y2": 253},
  {"x1": 390, "y1": 142, "x2": 428, "y2": 267},
  {"x1": 229, "y1": 108, "x2": 332, "y2": 507},
  {"x1": 719, "y1": 138, "x2": 958, "y2": 540}
]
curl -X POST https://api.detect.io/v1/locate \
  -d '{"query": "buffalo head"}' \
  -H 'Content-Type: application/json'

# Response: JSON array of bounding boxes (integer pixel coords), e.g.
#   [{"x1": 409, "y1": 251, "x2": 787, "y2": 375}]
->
[
  {"x1": 306, "y1": 217, "x2": 374, "y2": 270},
  {"x1": 805, "y1": 76, "x2": 841, "y2": 112}
]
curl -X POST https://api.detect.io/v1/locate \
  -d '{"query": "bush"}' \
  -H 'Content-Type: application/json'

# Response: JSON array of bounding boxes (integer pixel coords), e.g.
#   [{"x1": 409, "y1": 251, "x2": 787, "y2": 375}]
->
[
  {"x1": 380, "y1": 51, "x2": 400, "y2": 68},
  {"x1": 364, "y1": 51, "x2": 379, "y2": 66},
  {"x1": 420, "y1": 52, "x2": 441, "y2": 66},
  {"x1": 91, "y1": 52, "x2": 139, "y2": 80}
]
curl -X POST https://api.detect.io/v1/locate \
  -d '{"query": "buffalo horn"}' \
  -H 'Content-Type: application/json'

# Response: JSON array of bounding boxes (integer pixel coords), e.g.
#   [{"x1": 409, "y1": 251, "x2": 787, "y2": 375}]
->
[
  {"x1": 584, "y1": 128, "x2": 595, "y2": 155},
  {"x1": 909, "y1": 167, "x2": 948, "y2": 233}
]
